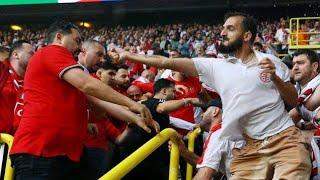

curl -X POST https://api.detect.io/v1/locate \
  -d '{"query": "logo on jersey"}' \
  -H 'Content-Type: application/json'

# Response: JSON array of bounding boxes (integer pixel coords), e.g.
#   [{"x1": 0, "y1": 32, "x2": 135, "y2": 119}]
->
[{"x1": 259, "y1": 72, "x2": 271, "y2": 83}]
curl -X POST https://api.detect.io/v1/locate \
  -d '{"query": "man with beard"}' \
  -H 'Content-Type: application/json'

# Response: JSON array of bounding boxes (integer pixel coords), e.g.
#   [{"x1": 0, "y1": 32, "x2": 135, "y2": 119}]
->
[
  {"x1": 109, "y1": 12, "x2": 311, "y2": 179},
  {"x1": 114, "y1": 64, "x2": 131, "y2": 95},
  {"x1": 0, "y1": 40, "x2": 34, "y2": 134},
  {"x1": 10, "y1": 21, "x2": 156, "y2": 179}
]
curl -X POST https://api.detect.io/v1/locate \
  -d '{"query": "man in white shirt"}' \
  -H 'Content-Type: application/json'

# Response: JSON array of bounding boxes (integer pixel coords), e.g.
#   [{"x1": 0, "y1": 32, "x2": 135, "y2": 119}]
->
[{"x1": 109, "y1": 12, "x2": 311, "y2": 179}]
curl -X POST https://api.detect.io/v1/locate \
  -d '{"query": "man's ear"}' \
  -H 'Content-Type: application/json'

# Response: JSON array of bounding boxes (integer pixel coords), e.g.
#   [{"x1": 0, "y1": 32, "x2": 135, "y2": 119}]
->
[
  {"x1": 243, "y1": 31, "x2": 253, "y2": 43},
  {"x1": 56, "y1": 33, "x2": 63, "y2": 43},
  {"x1": 312, "y1": 62, "x2": 319, "y2": 74},
  {"x1": 96, "y1": 69, "x2": 102, "y2": 78},
  {"x1": 161, "y1": 88, "x2": 167, "y2": 95},
  {"x1": 211, "y1": 107, "x2": 219, "y2": 118},
  {"x1": 12, "y1": 51, "x2": 19, "y2": 60}
]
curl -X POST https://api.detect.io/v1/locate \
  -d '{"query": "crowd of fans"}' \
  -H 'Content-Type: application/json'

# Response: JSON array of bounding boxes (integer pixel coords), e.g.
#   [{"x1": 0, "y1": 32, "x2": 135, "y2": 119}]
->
[
  {"x1": 1, "y1": 17, "x2": 319, "y2": 62},
  {"x1": 1, "y1": 12, "x2": 320, "y2": 180}
]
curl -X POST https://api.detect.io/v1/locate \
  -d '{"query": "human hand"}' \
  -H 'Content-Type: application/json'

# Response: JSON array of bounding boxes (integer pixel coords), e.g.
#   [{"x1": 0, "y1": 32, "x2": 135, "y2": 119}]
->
[
  {"x1": 175, "y1": 84, "x2": 188, "y2": 95},
  {"x1": 259, "y1": 58, "x2": 277, "y2": 81}
]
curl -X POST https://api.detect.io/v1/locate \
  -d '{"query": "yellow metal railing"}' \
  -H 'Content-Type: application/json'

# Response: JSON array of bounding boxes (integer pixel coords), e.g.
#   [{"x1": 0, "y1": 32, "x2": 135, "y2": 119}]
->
[
  {"x1": 186, "y1": 128, "x2": 201, "y2": 180},
  {"x1": 99, "y1": 128, "x2": 180, "y2": 180},
  {"x1": 289, "y1": 17, "x2": 320, "y2": 49},
  {"x1": 0, "y1": 133, "x2": 14, "y2": 180}
]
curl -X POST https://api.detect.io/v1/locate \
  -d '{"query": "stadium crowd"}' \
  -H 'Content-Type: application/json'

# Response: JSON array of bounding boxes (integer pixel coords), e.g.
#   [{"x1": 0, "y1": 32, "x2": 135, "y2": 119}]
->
[
  {"x1": 1, "y1": 17, "x2": 319, "y2": 62},
  {"x1": 0, "y1": 11, "x2": 320, "y2": 180}
]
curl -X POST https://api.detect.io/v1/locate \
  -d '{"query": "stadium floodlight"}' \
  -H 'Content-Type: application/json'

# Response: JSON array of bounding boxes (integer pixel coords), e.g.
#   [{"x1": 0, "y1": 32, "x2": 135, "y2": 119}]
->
[
  {"x1": 10, "y1": 25, "x2": 23, "y2": 31},
  {"x1": 79, "y1": 22, "x2": 92, "y2": 28}
]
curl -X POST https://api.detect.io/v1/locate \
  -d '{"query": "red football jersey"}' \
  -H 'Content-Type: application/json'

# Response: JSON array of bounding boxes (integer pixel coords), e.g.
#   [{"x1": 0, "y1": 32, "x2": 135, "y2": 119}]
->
[
  {"x1": 167, "y1": 75, "x2": 201, "y2": 135},
  {"x1": 0, "y1": 62, "x2": 23, "y2": 134},
  {"x1": 11, "y1": 45, "x2": 88, "y2": 162}
]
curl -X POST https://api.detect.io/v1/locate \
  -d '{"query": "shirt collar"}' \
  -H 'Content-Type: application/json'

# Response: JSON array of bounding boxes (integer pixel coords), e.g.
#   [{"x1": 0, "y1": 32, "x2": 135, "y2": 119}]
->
[{"x1": 225, "y1": 50, "x2": 260, "y2": 67}]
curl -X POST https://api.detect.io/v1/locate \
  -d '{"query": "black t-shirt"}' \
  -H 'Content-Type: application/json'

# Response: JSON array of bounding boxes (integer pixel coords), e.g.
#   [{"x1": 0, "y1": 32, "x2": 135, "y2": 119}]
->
[
  {"x1": 142, "y1": 98, "x2": 169, "y2": 130},
  {"x1": 120, "y1": 98, "x2": 170, "y2": 180}
]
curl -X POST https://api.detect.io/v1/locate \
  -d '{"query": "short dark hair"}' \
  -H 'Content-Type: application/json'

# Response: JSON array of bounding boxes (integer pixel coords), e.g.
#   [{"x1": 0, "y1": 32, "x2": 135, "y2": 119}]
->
[
  {"x1": 46, "y1": 21, "x2": 80, "y2": 44},
  {"x1": 153, "y1": 78, "x2": 175, "y2": 95},
  {"x1": 224, "y1": 12, "x2": 258, "y2": 44},
  {"x1": 293, "y1": 49, "x2": 319, "y2": 65},
  {"x1": 99, "y1": 61, "x2": 117, "y2": 71},
  {"x1": 9, "y1": 40, "x2": 30, "y2": 58},
  {"x1": 116, "y1": 64, "x2": 129, "y2": 71}
]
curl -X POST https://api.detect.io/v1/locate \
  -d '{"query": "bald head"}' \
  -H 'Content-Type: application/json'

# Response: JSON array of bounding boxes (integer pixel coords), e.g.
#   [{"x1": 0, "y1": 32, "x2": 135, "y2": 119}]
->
[
  {"x1": 127, "y1": 85, "x2": 143, "y2": 101},
  {"x1": 82, "y1": 40, "x2": 102, "y2": 50},
  {"x1": 78, "y1": 40, "x2": 105, "y2": 69}
]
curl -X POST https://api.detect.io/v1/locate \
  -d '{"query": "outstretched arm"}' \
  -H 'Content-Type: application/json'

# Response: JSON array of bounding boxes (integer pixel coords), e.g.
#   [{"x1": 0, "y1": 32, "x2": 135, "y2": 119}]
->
[
  {"x1": 87, "y1": 96, "x2": 160, "y2": 133},
  {"x1": 62, "y1": 68, "x2": 153, "y2": 121},
  {"x1": 156, "y1": 98, "x2": 200, "y2": 114},
  {"x1": 109, "y1": 50, "x2": 199, "y2": 77}
]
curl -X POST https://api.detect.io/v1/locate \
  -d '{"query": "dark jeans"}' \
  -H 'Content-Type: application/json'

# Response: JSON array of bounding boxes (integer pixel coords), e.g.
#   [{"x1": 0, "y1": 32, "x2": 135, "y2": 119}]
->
[
  {"x1": 11, "y1": 154, "x2": 79, "y2": 180},
  {"x1": 79, "y1": 147, "x2": 109, "y2": 180}
]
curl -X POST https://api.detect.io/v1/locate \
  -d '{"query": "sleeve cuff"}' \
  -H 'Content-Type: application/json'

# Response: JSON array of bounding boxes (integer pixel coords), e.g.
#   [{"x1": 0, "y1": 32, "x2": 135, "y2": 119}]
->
[{"x1": 59, "y1": 64, "x2": 84, "y2": 79}]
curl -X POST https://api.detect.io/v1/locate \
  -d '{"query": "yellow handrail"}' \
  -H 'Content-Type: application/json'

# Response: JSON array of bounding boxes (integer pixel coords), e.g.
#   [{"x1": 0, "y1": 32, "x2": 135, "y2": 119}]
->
[
  {"x1": 186, "y1": 128, "x2": 201, "y2": 180},
  {"x1": 99, "y1": 128, "x2": 180, "y2": 180},
  {"x1": 289, "y1": 17, "x2": 320, "y2": 49},
  {"x1": 0, "y1": 133, "x2": 14, "y2": 180}
]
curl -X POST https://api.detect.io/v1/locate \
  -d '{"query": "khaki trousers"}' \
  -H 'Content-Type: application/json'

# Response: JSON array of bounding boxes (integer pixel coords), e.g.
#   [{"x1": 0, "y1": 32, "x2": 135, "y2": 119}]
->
[{"x1": 230, "y1": 126, "x2": 311, "y2": 180}]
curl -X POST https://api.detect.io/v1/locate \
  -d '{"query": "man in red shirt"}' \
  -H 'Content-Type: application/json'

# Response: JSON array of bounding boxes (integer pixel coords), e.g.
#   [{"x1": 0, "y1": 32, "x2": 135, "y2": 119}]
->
[
  {"x1": 10, "y1": 21, "x2": 157, "y2": 180},
  {"x1": 0, "y1": 40, "x2": 34, "y2": 134},
  {"x1": 78, "y1": 39, "x2": 105, "y2": 73}
]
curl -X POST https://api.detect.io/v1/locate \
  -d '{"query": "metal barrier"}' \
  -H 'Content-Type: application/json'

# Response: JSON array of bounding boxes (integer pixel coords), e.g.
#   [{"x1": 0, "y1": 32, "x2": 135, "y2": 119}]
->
[
  {"x1": 289, "y1": 17, "x2": 320, "y2": 49},
  {"x1": 0, "y1": 134, "x2": 14, "y2": 180},
  {"x1": 186, "y1": 128, "x2": 201, "y2": 180},
  {"x1": 99, "y1": 128, "x2": 180, "y2": 180}
]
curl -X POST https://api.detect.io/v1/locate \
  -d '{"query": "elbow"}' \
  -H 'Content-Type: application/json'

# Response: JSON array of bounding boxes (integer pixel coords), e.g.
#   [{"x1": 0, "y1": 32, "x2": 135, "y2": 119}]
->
[
  {"x1": 78, "y1": 82, "x2": 96, "y2": 95},
  {"x1": 156, "y1": 105, "x2": 167, "y2": 114},
  {"x1": 157, "y1": 108, "x2": 165, "y2": 114}
]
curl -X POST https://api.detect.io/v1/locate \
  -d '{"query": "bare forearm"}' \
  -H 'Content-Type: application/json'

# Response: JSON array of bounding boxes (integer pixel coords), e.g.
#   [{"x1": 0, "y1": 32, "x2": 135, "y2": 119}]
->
[
  {"x1": 96, "y1": 100, "x2": 136, "y2": 124},
  {"x1": 88, "y1": 96, "x2": 144, "y2": 126},
  {"x1": 123, "y1": 53, "x2": 198, "y2": 76},
  {"x1": 273, "y1": 76, "x2": 298, "y2": 107},
  {"x1": 87, "y1": 77, "x2": 137, "y2": 108},
  {"x1": 180, "y1": 149, "x2": 200, "y2": 167},
  {"x1": 65, "y1": 69, "x2": 137, "y2": 108},
  {"x1": 157, "y1": 99, "x2": 186, "y2": 113},
  {"x1": 126, "y1": 53, "x2": 172, "y2": 69}
]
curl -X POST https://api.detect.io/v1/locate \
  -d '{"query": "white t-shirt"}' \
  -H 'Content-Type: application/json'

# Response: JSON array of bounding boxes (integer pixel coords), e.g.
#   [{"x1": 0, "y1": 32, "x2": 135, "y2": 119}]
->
[
  {"x1": 197, "y1": 129, "x2": 245, "y2": 178},
  {"x1": 192, "y1": 51, "x2": 294, "y2": 140}
]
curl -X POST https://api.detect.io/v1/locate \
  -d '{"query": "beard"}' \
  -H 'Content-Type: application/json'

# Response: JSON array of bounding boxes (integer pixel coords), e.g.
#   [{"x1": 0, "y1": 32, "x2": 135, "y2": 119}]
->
[{"x1": 218, "y1": 36, "x2": 243, "y2": 54}]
